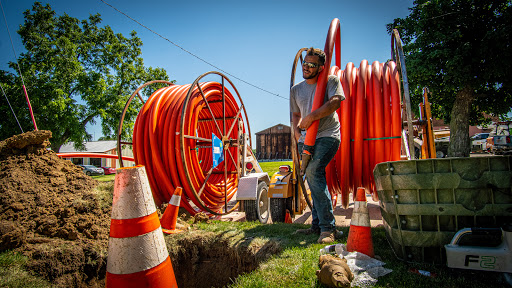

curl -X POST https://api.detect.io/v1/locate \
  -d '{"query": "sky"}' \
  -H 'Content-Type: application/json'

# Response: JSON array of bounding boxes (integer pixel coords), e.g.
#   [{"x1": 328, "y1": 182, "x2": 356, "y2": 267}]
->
[{"x1": 0, "y1": 0, "x2": 414, "y2": 146}]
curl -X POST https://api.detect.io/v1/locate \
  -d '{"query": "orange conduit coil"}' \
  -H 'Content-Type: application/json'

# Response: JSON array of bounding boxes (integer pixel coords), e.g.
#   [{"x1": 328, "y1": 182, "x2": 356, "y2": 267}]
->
[
  {"x1": 298, "y1": 18, "x2": 403, "y2": 209},
  {"x1": 132, "y1": 79, "x2": 246, "y2": 216},
  {"x1": 326, "y1": 60, "x2": 402, "y2": 209}
]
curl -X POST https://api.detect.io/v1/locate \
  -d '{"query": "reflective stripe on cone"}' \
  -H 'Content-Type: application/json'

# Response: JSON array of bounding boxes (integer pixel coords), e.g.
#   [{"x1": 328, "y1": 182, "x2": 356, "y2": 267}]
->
[
  {"x1": 346, "y1": 187, "x2": 374, "y2": 258},
  {"x1": 106, "y1": 165, "x2": 178, "y2": 288}
]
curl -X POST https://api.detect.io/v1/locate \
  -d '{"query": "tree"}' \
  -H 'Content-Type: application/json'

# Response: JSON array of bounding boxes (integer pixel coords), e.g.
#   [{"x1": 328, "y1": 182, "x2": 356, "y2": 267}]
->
[
  {"x1": 388, "y1": 0, "x2": 512, "y2": 157},
  {"x1": 0, "y1": 2, "x2": 171, "y2": 151}
]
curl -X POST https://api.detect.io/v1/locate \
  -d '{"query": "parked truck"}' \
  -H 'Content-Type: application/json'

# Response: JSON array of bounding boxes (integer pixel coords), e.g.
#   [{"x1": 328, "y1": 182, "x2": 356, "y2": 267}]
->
[{"x1": 486, "y1": 121, "x2": 512, "y2": 155}]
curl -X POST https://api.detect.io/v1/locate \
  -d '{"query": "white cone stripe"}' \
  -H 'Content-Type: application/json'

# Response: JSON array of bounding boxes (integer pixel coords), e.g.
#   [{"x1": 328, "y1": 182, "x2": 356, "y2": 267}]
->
[
  {"x1": 169, "y1": 195, "x2": 181, "y2": 207},
  {"x1": 353, "y1": 201, "x2": 367, "y2": 212},
  {"x1": 112, "y1": 167, "x2": 156, "y2": 220},
  {"x1": 107, "y1": 227, "x2": 168, "y2": 275},
  {"x1": 350, "y1": 211, "x2": 371, "y2": 227}
]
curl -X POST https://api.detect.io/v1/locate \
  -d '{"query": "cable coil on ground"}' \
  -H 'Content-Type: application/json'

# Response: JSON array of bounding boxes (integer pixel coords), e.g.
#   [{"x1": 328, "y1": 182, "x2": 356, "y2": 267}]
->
[{"x1": 121, "y1": 72, "x2": 250, "y2": 216}]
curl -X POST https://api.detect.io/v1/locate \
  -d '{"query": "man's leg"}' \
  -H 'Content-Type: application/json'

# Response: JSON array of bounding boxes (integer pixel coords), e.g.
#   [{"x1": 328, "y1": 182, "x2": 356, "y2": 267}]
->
[{"x1": 305, "y1": 137, "x2": 340, "y2": 240}]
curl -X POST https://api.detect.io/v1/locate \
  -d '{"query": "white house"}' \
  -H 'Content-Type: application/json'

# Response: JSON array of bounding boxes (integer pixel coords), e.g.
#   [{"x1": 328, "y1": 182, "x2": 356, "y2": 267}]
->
[{"x1": 58, "y1": 141, "x2": 134, "y2": 168}]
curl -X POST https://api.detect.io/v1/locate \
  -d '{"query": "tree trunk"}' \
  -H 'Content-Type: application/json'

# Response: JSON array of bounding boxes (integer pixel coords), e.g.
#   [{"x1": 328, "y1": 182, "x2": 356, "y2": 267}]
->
[
  {"x1": 50, "y1": 138, "x2": 64, "y2": 152},
  {"x1": 448, "y1": 86, "x2": 473, "y2": 157}
]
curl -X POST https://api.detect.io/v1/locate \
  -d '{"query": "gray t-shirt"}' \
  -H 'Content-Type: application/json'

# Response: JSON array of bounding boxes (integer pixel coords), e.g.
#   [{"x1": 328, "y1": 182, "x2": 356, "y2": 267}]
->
[{"x1": 290, "y1": 75, "x2": 344, "y2": 141}]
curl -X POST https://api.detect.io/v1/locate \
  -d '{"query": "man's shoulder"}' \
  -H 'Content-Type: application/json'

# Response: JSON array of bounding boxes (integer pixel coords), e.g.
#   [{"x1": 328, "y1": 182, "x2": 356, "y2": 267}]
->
[{"x1": 291, "y1": 80, "x2": 307, "y2": 90}]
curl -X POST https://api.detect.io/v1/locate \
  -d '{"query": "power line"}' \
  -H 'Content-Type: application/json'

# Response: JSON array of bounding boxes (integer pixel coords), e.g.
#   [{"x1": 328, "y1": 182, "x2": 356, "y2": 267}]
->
[
  {"x1": 99, "y1": 0, "x2": 288, "y2": 100},
  {"x1": 1, "y1": 0, "x2": 38, "y2": 131},
  {"x1": 0, "y1": 82, "x2": 24, "y2": 133},
  {"x1": 0, "y1": 0, "x2": 28, "y2": 92}
]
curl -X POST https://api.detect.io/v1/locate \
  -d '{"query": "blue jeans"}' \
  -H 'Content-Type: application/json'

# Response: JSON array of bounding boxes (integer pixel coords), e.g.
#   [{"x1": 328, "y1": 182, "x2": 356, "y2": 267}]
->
[{"x1": 299, "y1": 137, "x2": 340, "y2": 232}]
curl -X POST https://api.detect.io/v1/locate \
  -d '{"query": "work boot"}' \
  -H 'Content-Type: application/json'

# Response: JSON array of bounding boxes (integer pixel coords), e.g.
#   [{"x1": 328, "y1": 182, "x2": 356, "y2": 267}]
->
[
  {"x1": 317, "y1": 231, "x2": 336, "y2": 244},
  {"x1": 334, "y1": 230, "x2": 344, "y2": 239},
  {"x1": 294, "y1": 227, "x2": 320, "y2": 235}
]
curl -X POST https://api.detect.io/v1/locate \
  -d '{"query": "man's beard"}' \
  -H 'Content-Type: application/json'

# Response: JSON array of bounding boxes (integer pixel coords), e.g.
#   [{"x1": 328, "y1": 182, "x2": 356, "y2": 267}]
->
[{"x1": 303, "y1": 69, "x2": 319, "y2": 79}]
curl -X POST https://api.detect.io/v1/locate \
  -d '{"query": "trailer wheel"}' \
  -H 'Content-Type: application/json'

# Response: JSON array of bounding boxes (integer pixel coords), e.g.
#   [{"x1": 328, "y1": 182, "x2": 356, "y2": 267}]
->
[
  {"x1": 504, "y1": 273, "x2": 512, "y2": 286},
  {"x1": 436, "y1": 148, "x2": 447, "y2": 158},
  {"x1": 243, "y1": 181, "x2": 269, "y2": 224},
  {"x1": 270, "y1": 198, "x2": 287, "y2": 223}
]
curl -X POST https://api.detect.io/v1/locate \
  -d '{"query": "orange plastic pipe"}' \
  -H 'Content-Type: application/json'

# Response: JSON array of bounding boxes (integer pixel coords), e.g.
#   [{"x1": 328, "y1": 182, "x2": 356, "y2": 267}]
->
[
  {"x1": 302, "y1": 18, "x2": 341, "y2": 154},
  {"x1": 56, "y1": 153, "x2": 134, "y2": 162},
  {"x1": 22, "y1": 85, "x2": 38, "y2": 131},
  {"x1": 382, "y1": 62, "x2": 391, "y2": 158},
  {"x1": 336, "y1": 64, "x2": 352, "y2": 208},
  {"x1": 352, "y1": 61, "x2": 367, "y2": 191},
  {"x1": 371, "y1": 61, "x2": 384, "y2": 167}
]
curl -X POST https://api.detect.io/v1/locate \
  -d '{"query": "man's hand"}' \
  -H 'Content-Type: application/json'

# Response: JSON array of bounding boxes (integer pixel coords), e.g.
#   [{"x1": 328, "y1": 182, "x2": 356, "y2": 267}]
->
[
  {"x1": 294, "y1": 127, "x2": 301, "y2": 142},
  {"x1": 298, "y1": 115, "x2": 314, "y2": 130}
]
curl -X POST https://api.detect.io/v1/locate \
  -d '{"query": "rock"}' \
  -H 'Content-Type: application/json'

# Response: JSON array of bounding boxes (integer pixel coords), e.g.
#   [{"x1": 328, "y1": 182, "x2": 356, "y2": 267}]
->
[
  {"x1": 316, "y1": 254, "x2": 354, "y2": 288},
  {"x1": 193, "y1": 212, "x2": 210, "y2": 224},
  {"x1": 0, "y1": 220, "x2": 27, "y2": 252}
]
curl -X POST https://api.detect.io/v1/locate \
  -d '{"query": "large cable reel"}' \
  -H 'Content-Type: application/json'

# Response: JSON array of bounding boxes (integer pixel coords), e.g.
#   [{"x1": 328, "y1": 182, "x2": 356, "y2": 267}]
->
[{"x1": 117, "y1": 72, "x2": 252, "y2": 217}]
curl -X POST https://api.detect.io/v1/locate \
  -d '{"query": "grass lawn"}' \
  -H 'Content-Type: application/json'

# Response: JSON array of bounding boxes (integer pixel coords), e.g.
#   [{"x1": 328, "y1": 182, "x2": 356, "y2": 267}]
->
[
  {"x1": 258, "y1": 160, "x2": 293, "y2": 176},
  {"x1": 2, "y1": 160, "x2": 508, "y2": 287},
  {"x1": 194, "y1": 220, "x2": 506, "y2": 288},
  {"x1": 1, "y1": 220, "x2": 507, "y2": 288},
  {"x1": 91, "y1": 173, "x2": 115, "y2": 182}
]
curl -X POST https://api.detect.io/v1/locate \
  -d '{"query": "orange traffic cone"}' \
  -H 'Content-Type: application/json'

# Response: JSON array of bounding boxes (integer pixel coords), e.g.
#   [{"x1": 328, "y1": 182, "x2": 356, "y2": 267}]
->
[
  {"x1": 285, "y1": 210, "x2": 293, "y2": 223},
  {"x1": 346, "y1": 187, "x2": 374, "y2": 258},
  {"x1": 161, "y1": 187, "x2": 184, "y2": 234},
  {"x1": 106, "y1": 165, "x2": 178, "y2": 288}
]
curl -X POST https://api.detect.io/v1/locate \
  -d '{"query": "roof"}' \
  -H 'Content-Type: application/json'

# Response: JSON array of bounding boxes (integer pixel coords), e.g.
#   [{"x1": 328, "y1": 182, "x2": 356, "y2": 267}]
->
[
  {"x1": 58, "y1": 141, "x2": 118, "y2": 153},
  {"x1": 255, "y1": 124, "x2": 290, "y2": 135}
]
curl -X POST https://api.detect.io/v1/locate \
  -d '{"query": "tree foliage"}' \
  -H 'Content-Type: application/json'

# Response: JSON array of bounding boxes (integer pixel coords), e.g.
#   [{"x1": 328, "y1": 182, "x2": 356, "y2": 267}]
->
[
  {"x1": 0, "y1": 2, "x2": 171, "y2": 151},
  {"x1": 388, "y1": 0, "x2": 512, "y2": 156}
]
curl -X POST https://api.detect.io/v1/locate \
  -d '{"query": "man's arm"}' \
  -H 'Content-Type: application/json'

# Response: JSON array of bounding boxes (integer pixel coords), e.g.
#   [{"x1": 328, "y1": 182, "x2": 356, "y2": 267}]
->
[
  {"x1": 297, "y1": 95, "x2": 342, "y2": 130},
  {"x1": 292, "y1": 111, "x2": 302, "y2": 142}
]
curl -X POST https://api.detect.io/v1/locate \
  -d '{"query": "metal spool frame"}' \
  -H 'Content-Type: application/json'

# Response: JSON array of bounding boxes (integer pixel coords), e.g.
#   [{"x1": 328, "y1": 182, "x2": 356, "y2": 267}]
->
[
  {"x1": 117, "y1": 79, "x2": 175, "y2": 167},
  {"x1": 391, "y1": 29, "x2": 415, "y2": 160},
  {"x1": 290, "y1": 47, "x2": 314, "y2": 210},
  {"x1": 179, "y1": 71, "x2": 251, "y2": 215},
  {"x1": 117, "y1": 73, "x2": 251, "y2": 216}
]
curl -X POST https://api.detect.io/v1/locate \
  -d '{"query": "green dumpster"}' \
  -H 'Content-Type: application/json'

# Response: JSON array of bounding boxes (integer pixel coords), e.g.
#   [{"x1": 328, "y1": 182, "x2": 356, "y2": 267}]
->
[{"x1": 374, "y1": 156, "x2": 512, "y2": 264}]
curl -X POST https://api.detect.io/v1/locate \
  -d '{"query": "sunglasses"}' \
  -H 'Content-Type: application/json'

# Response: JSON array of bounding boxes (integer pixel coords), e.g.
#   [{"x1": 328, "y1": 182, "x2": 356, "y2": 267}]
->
[{"x1": 302, "y1": 61, "x2": 320, "y2": 68}]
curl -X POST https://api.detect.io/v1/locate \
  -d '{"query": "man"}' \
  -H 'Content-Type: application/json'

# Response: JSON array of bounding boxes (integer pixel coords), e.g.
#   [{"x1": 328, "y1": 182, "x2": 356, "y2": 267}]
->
[{"x1": 290, "y1": 47, "x2": 344, "y2": 244}]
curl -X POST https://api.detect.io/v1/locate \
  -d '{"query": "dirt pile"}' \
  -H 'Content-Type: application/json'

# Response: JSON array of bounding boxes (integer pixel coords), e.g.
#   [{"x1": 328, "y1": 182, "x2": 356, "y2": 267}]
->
[{"x1": 0, "y1": 130, "x2": 111, "y2": 287}]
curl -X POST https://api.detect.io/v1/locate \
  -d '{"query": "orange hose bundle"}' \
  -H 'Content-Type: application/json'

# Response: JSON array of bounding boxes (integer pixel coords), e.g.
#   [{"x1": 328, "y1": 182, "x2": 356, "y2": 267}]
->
[
  {"x1": 303, "y1": 19, "x2": 403, "y2": 209},
  {"x1": 325, "y1": 60, "x2": 402, "y2": 208},
  {"x1": 132, "y1": 82, "x2": 244, "y2": 216},
  {"x1": 297, "y1": 19, "x2": 403, "y2": 209}
]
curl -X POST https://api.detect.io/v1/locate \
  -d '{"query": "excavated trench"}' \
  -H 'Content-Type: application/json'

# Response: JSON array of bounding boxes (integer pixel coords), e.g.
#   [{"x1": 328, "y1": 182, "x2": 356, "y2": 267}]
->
[{"x1": 167, "y1": 228, "x2": 281, "y2": 288}]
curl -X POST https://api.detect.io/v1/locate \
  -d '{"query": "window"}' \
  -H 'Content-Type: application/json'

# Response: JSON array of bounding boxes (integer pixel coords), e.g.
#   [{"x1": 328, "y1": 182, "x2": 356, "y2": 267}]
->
[{"x1": 90, "y1": 158, "x2": 101, "y2": 167}]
